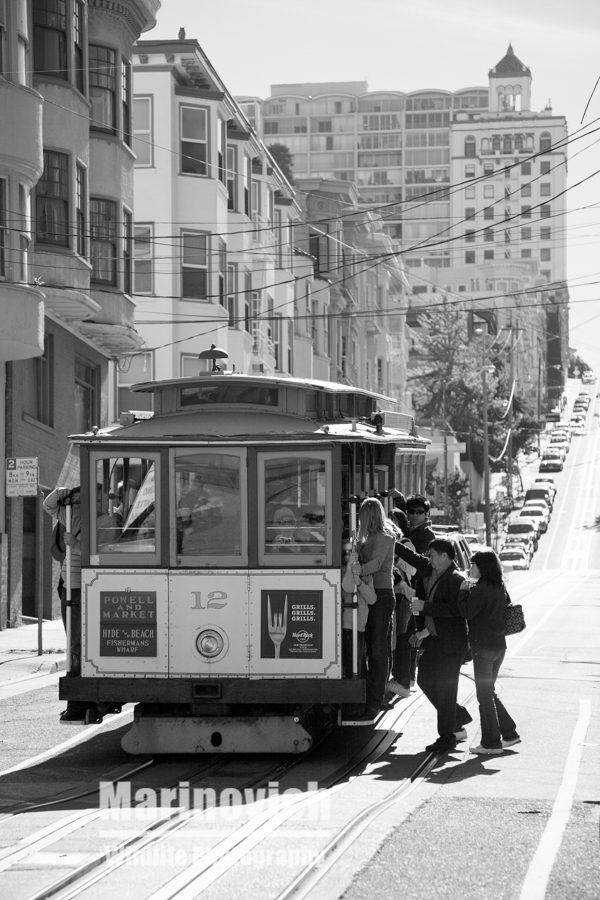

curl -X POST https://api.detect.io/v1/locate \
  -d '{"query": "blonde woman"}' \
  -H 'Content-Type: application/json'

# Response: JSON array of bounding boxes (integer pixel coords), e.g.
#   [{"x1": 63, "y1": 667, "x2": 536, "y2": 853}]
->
[{"x1": 351, "y1": 497, "x2": 399, "y2": 721}]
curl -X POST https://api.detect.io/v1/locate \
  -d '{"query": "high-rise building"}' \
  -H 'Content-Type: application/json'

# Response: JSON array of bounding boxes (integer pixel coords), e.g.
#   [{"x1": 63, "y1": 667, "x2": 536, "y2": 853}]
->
[{"x1": 251, "y1": 45, "x2": 569, "y2": 407}]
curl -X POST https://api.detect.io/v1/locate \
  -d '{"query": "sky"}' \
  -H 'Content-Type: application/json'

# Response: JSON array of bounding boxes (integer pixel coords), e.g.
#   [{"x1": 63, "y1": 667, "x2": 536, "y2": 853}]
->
[{"x1": 146, "y1": 0, "x2": 600, "y2": 374}]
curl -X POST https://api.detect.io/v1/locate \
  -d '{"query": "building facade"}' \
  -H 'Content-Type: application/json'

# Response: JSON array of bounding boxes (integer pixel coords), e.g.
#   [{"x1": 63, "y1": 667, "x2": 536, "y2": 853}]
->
[
  {"x1": 0, "y1": 0, "x2": 159, "y2": 628},
  {"x1": 253, "y1": 45, "x2": 569, "y2": 409},
  {"x1": 130, "y1": 37, "x2": 410, "y2": 408}
]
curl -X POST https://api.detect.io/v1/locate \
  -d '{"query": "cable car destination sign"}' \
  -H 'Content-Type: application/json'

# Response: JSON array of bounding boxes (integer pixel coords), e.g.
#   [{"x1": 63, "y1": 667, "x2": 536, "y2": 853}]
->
[{"x1": 6, "y1": 457, "x2": 39, "y2": 497}]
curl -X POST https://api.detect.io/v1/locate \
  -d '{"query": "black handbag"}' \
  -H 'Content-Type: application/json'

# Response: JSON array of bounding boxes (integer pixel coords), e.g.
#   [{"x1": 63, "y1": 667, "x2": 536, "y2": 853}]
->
[{"x1": 505, "y1": 601, "x2": 526, "y2": 635}]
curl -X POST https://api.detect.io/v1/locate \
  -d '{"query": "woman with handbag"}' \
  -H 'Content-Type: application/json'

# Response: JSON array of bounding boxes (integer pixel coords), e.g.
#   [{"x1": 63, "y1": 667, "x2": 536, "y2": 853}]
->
[
  {"x1": 457, "y1": 549, "x2": 521, "y2": 754},
  {"x1": 351, "y1": 498, "x2": 399, "y2": 721}
]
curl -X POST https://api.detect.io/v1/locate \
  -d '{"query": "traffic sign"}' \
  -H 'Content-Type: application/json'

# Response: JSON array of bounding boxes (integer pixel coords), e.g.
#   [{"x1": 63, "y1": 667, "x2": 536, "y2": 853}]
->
[{"x1": 6, "y1": 457, "x2": 39, "y2": 497}]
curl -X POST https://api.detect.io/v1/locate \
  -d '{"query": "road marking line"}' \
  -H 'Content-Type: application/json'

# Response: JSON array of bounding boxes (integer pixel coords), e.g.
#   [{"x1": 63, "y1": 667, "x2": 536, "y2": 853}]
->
[{"x1": 518, "y1": 699, "x2": 591, "y2": 900}]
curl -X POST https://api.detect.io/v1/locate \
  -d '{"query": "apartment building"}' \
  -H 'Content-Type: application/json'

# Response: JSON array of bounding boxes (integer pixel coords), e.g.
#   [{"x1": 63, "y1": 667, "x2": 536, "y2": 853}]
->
[
  {"x1": 254, "y1": 45, "x2": 568, "y2": 408},
  {"x1": 130, "y1": 36, "x2": 302, "y2": 397},
  {"x1": 0, "y1": 0, "x2": 159, "y2": 627}
]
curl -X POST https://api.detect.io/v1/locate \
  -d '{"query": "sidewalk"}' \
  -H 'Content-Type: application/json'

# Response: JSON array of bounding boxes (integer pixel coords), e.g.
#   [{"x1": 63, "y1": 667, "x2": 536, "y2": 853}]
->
[{"x1": 0, "y1": 617, "x2": 66, "y2": 683}]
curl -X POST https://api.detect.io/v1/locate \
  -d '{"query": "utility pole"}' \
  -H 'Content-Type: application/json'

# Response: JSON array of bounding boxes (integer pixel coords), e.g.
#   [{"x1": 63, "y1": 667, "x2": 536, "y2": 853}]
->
[
  {"x1": 482, "y1": 363, "x2": 492, "y2": 547},
  {"x1": 506, "y1": 322, "x2": 514, "y2": 503},
  {"x1": 442, "y1": 378, "x2": 449, "y2": 521}
]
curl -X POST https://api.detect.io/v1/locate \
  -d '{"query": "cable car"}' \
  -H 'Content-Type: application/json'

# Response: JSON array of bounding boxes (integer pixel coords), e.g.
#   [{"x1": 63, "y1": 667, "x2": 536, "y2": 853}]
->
[{"x1": 60, "y1": 372, "x2": 428, "y2": 753}]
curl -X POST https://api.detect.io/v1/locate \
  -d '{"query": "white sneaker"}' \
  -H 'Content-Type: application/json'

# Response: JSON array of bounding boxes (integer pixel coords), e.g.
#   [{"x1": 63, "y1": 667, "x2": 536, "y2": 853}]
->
[
  {"x1": 470, "y1": 744, "x2": 503, "y2": 755},
  {"x1": 387, "y1": 679, "x2": 411, "y2": 698}
]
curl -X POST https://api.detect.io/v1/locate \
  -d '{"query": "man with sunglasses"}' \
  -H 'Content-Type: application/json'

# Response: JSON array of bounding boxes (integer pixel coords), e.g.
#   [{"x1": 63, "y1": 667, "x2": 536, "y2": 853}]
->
[{"x1": 405, "y1": 496, "x2": 435, "y2": 554}]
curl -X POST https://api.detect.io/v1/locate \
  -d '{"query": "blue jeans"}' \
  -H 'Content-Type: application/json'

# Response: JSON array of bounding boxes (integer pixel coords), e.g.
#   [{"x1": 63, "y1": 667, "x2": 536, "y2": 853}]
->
[
  {"x1": 472, "y1": 645, "x2": 517, "y2": 748},
  {"x1": 364, "y1": 589, "x2": 395, "y2": 711}
]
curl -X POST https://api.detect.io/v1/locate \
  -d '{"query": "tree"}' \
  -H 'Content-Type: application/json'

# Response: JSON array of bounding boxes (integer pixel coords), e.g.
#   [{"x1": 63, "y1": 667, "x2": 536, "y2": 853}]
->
[
  {"x1": 267, "y1": 143, "x2": 294, "y2": 185},
  {"x1": 410, "y1": 305, "x2": 541, "y2": 478}
]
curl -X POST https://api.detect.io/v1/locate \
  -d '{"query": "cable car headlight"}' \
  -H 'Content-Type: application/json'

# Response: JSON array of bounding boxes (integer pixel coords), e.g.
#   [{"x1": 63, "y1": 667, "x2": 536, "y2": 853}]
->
[{"x1": 195, "y1": 627, "x2": 227, "y2": 661}]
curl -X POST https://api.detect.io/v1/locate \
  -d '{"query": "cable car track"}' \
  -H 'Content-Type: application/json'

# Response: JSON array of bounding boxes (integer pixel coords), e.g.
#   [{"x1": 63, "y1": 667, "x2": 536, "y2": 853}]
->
[{"x1": 0, "y1": 688, "x2": 476, "y2": 900}]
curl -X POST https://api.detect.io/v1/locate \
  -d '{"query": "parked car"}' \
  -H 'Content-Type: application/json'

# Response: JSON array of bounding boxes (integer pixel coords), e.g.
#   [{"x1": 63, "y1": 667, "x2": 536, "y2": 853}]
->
[
  {"x1": 502, "y1": 534, "x2": 536, "y2": 559},
  {"x1": 431, "y1": 527, "x2": 473, "y2": 573},
  {"x1": 498, "y1": 547, "x2": 530, "y2": 570},
  {"x1": 547, "y1": 440, "x2": 569, "y2": 458},
  {"x1": 542, "y1": 446, "x2": 567, "y2": 463},
  {"x1": 505, "y1": 520, "x2": 539, "y2": 551},
  {"x1": 582, "y1": 372, "x2": 596, "y2": 384},
  {"x1": 571, "y1": 422, "x2": 585, "y2": 436},
  {"x1": 550, "y1": 430, "x2": 570, "y2": 445},
  {"x1": 520, "y1": 504, "x2": 550, "y2": 533},
  {"x1": 525, "y1": 487, "x2": 554, "y2": 510},
  {"x1": 539, "y1": 456, "x2": 564, "y2": 473},
  {"x1": 533, "y1": 478, "x2": 557, "y2": 500}
]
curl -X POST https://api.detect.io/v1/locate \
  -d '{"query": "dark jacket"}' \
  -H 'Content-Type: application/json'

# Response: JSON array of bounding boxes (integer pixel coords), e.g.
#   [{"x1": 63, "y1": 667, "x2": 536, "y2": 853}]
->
[
  {"x1": 457, "y1": 580, "x2": 507, "y2": 649},
  {"x1": 417, "y1": 562, "x2": 468, "y2": 653},
  {"x1": 409, "y1": 520, "x2": 436, "y2": 554}
]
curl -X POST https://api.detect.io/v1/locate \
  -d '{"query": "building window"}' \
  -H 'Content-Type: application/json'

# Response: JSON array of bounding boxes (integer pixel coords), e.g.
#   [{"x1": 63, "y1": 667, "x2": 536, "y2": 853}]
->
[
  {"x1": 483, "y1": 206, "x2": 494, "y2": 220},
  {"x1": 226, "y1": 145, "x2": 237, "y2": 210},
  {"x1": 465, "y1": 165, "x2": 475, "y2": 179},
  {"x1": 540, "y1": 161, "x2": 551, "y2": 175},
  {"x1": 73, "y1": 0, "x2": 84, "y2": 93},
  {"x1": 521, "y1": 205, "x2": 531, "y2": 219},
  {"x1": 540, "y1": 247, "x2": 551, "y2": 261},
  {"x1": 540, "y1": 204, "x2": 551, "y2": 218},
  {"x1": 465, "y1": 230, "x2": 475, "y2": 243},
  {"x1": 483, "y1": 162, "x2": 494, "y2": 175},
  {"x1": 74, "y1": 357, "x2": 99, "y2": 433},
  {"x1": 521, "y1": 248, "x2": 532, "y2": 258},
  {"x1": 521, "y1": 227, "x2": 531, "y2": 241},
  {"x1": 36, "y1": 150, "x2": 69, "y2": 247},
  {"x1": 244, "y1": 156, "x2": 251, "y2": 216},
  {"x1": 244, "y1": 270, "x2": 251, "y2": 331},
  {"x1": 217, "y1": 118, "x2": 226, "y2": 184},
  {"x1": 133, "y1": 96, "x2": 153, "y2": 166},
  {"x1": 226, "y1": 263, "x2": 237, "y2": 326},
  {"x1": 465, "y1": 251, "x2": 475, "y2": 264},
  {"x1": 134, "y1": 224, "x2": 153, "y2": 293},
  {"x1": 90, "y1": 197, "x2": 117, "y2": 284},
  {"x1": 180, "y1": 106, "x2": 208, "y2": 175},
  {"x1": 483, "y1": 185, "x2": 494, "y2": 198},
  {"x1": 540, "y1": 183, "x2": 551, "y2": 196},
  {"x1": 33, "y1": 0, "x2": 67, "y2": 80},
  {"x1": 123, "y1": 208, "x2": 132, "y2": 294},
  {"x1": 521, "y1": 183, "x2": 531, "y2": 197},
  {"x1": 502, "y1": 135, "x2": 512, "y2": 154},
  {"x1": 0, "y1": 178, "x2": 6, "y2": 276},
  {"x1": 521, "y1": 162, "x2": 531, "y2": 175},
  {"x1": 464, "y1": 136, "x2": 476, "y2": 158},
  {"x1": 122, "y1": 57, "x2": 132, "y2": 147},
  {"x1": 218, "y1": 239, "x2": 226, "y2": 308},
  {"x1": 465, "y1": 207, "x2": 475, "y2": 220},
  {"x1": 18, "y1": 185, "x2": 30, "y2": 283},
  {"x1": 89, "y1": 44, "x2": 116, "y2": 132},
  {"x1": 34, "y1": 334, "x2": 54, "y2": 427},
  {"x1": 540, "y1": 226, "x2": 551, "y2": 241},
  {"x1": 484, "y1": 249, "x2": 494, "y2": 260},
  {"x1": 484, "y1": 228, "x2": 494, "y2": 243},
  {"x1": 118, "y1": 351, "x2": 153, "y2": 414},
  {"x1": 181, "y1": 232, "x2": 208, "y2": 299},
  {"x1": 76, "y1": 162, "x2": 86, "y2": 257},
  {"x1": 465, "y1": 186, "x2": 476, "y2": 199},
  {"x1": 540, "y1": 132, "x2": 552, "y2": 153}
]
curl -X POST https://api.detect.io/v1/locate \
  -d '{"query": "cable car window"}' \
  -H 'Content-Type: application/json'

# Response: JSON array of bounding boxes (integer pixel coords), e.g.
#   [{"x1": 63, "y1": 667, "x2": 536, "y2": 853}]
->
[
  {"x1": 259, "y1": 451, "x2": 331, "y2": 565},
  {"x1": 92, "y1": 455, "x2": 159, "y2": 560},
  {"x1": 179, "y1": 384, "x2": 279, "y2": 408},
  {"x1": 173, "y1": 449, "x2": 247, "y2": 565}
]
